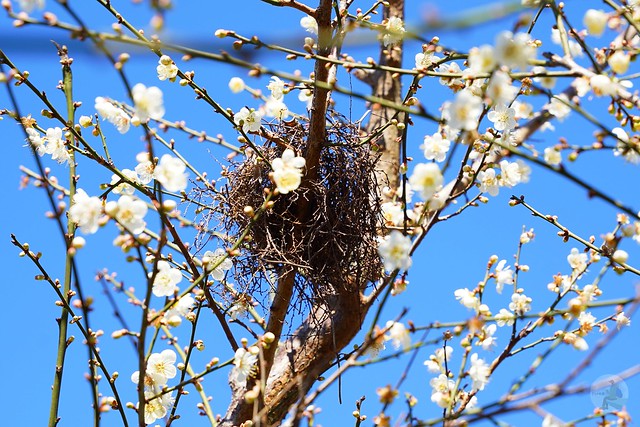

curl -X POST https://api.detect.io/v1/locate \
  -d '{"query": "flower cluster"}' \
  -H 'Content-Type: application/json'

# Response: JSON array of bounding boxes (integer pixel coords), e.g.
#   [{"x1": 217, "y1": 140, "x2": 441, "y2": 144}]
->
[
  {"x1": 131, "y1": 349, "x2": 177, "y2": 424},
  {"x1": 26, "y1": 127, "x2": 71, "y2": 164}
]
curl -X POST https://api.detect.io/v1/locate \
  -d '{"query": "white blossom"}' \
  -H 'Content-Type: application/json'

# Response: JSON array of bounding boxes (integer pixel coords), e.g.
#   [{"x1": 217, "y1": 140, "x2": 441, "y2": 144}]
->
[
  {"x1": 494, "y1": 260, "x2": 514, "y2": 294},
  {"x1": 267, "y1": 76, "x2": 286, "y2": 100},
  {"x1": 300, "y1": 16, "x2": 318, "y2": 34},
  {"x1": 477, "y1": 168, "x2": 499, "y2": 196},
  {"x1": 95, "y1": 97, "x2": 130, "y2": 134},
  {"x1": 272, "y1": 149, "x2": 305, "y2": 194},
  {"x1": 498, "y1": 160, "x2": 521, "y2": 188},
  {"x1": 147, "y1": 349, "x2": 177, "y2": 384},
  {"x1": 486, "y1": 70, "x2": 519, "y2": 106},
  {"x1": 544, "y1": 147, "x2": 562, "y2": 166},
  {"x1": 105, "y1": 195, "x2": 148, "y2": 235},
  {"x1": 409, "y1": 163, "x2": 443, "y2": 201},
  {"x1": 132, "y1": 83, "x2": 165, "y2": 122},
  {"x1": 615, "y1": 312, "x2": 631, "y2": 330},
  {"x1": 154, "y1": 154, "x2": 188, "y2": 192},
  {"x1": 468, "y1": 353, "x2": 490, "y2": 391},
  {"x1": 424, "y1": 346, "x2": 453, "y2": 373},
  {"x1": 509, "y1": 293, "x2": 532, "y2": 316},
  {"x1": 415, "y1": 51, "x2": 439, "y2": 70},
  {"x1": 234, "y1": 107, "x2": 263, "y2": 134},
  {"x1": 110, "y1": 169, "x2": 139, "y2": 195},
  {"x1": 156, "y1": 55, "x2": 178, "y2": 81},
  {"x1": 443, "y1": 90, "x2": 483, "y2": 131},
  {"x1": 202, "y1": 248, "x2": 233, "y2": 281},
  {"x1": 584, "y1": 9, "x2": 608, "y2": 37},
  {"x1": 455, "y1": 288, "x2": 479, "y2": 310},
  {"x1": 382, "y1": 16, "x2": 405, "y2": 47},
  {"x1": 608, "y1": 51, "x2": 630, "y2": 75},
  {"x1": 545, "y1": 94, "x2": 571, "y2": 121},
  {"x1": 233, "y1": 347, "x2": 258, "y2": 386},
  {"x1": 430, "y1": 374, "x2": 455, "y2": 408},
  {"x1": 494, "y1": 31, "x2": 535, "y2": 70},
  {"x1": 151, "y1": 260, "x2": 182, "y2": 297},
  {"x1": 378, "y1": 231, "x2": 412, "y2": 272},
  {"x1": 421, "y1": 133, "x2": 451, "y2": 162},
  {"x1": 488, "y1": 104, "x2": 517, "y2": 132},
  {"x1": 228, "y1": 77, "x2": 245, "y2": 94},
  {"x1": 69, "y1": 189, "x2": 103, "y2": 234},
  {"x1": 495, "y1": 308, "x2": 515, "y2": 327},
  {"x1": 468, "y1": 45, "x2": 496, "y2": 74},
  {"x1": 384, "y1": 321, "x2": 410, "y2": 350}
]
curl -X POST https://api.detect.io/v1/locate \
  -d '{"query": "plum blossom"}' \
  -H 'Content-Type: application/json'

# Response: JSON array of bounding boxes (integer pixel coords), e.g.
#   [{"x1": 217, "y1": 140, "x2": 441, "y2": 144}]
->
[
  {"x1": 430, "y1": 374, "x2": 455, "y2": 408},
  {"x1": 544, "y1": 147, "x2": 562, "y2": 166},
  {"x1": 110, "y1": 169, "x2": 139, "y2": 195},
  {"x1": 567, "y1": 248, "x2": 588, "y2": 272},
  {"x1": 415, "y1": 51, "x2": 439, "y2": 70},
  {"x1": 382, "y1": 16, "x2": 405, "y2": 47},
  {"x1": 455, "y1": 288, "x2": 479, "y2": 310},
  {"x1": 494, "y1": 31, "x2": 535, "y2": 70},
  {"x1": 443, "y1": 90, "x2": 483, "y2": 131},
  {"x1": 43, "y1": 127, "x2": 70, "y2": 164},
  {"x1": 421, "y1": 133, "x2": 451, "y2": 162},
  {"x1": 608, "y1": 51, "x2": 630, "y2": 75},
  {"x1": 378, "y1": 231, "x2": 412, "y2": 272},
  {"x1": 156, "y1": 55, "x2": 178, "y2": 81},
  {"x1": 300, "y1": 16, "x2": 318, "y2": 34},
  {"x1": 590, "y1": 74, "x2": 618, "y2": 97},
  {"x1": 495, "y1": 308, "x2": 515, "y2": 327},
  {"x1": 545, "y1": 94, "x2": 571, "y2": 121},
  {"x1": 612, "y1": 127, "x2": 640, "y2": 164},
  {"x1": 509, "y1": 293, "x2": 532, "y2": 316},
  {"x1": 154, "y1": 154, "x2": 188, "y2": 192},
  {"x1": 202, "y1": 248, "x2": 233, "y2": 281},
  {"x1": 424, "y1": 346, "x2": 453, "y2": 373},
  {"x1": 228, "y1": 77, "x2": 245, "y2": 93},
  {"x1": 468, "y1": 45, "x2": 496, "y2": 74},
  {"x1": 498, "y1": 160, "x2": 521, "y2": 188},
  {"x1": 584, "y1": 9, "x2": 608, "y2": 37},
  {"x1": 384, "y1": 321, "x2": 411, "y2": 350},
  {"x1": 468, "y1": 353, "x2": 490, "y2": 391},
  {"x1": 105, "y1": 195, "x2": 148, "y2": 235},
  {"x1": 494, "y1": 260, "x2": 514, "y2": 294},
  {"x1": 234, "y1": 107, "x2": 263, "y2": 134},
  {"x1": 264, "y1": 97, "x2": 290, "y2": 120},
  {"x1": 477, "y1": 168, "x2": 499, "y2": 196},
  {"x1": 233, "y1": 347, "x2": 258, "y2": 386},
  {"x1": 615, "y1": 312, "x2": 631, "y2": 330},
  {"x1": 132, "y1": 83, "x2": 165, "y2": 122},
  {"x1": 486, "y1": 70, "x2": 518, "y2": 106},
  {"x1": 164, "y1": 294, "x2": 195, "y2": 326},
  {"x1": 151, "y1": 260, "x2": 182, "y2": 297},
  {"x1": 267, "y1": 76, "x2": 286, "y2": 100},
  {"x1": 69, "y1": 189, "x2": 103, "y2": 234},
  {"x1": 95, "y1": 97, "x2": 130, "y2": 134},
  {"x1": 488, "y1": 104, "x2": 516, "y2": 132},
  {"x1": 272, "y1": 149, "x2": 306, "y2": 194},
  {"x1": 479, "y1": 324, "x2": 497, "y2": 350},
  {"x1": 409, "y1": 163, "x2": 443, "y2": 201},
  {"x1": 147, "y1": 349, "x2": 177, "y2": 384}
]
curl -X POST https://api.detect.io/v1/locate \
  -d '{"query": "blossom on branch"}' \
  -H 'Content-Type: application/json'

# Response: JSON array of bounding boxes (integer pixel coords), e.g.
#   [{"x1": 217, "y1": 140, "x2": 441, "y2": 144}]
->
[
  {"x1": 132, "y1": 83, "x2": 165, "y2": 122},
  {"x1": 272, "y1": 149, "x2": 305, "y2": 194},
  {"x1": 69, "y1": 189, "x2": 103, "y2": 235},
  {"x1": 154, "y1": 154, "x2": 188, "y2": 192},
  {"x1": 378, "y1": 231, "x2": 412, "y2": 272}
]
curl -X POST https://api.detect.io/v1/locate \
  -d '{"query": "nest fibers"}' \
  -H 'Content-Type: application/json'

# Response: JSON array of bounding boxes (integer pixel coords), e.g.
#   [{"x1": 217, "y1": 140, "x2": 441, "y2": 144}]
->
[{"x1": 214, "y1": 116, "x2": 383, "y2": 311}]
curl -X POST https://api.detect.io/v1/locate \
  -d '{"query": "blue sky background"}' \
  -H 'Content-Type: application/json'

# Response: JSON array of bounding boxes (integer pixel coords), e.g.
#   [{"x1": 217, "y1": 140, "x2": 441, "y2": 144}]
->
[{"x1": 1, "y1": 0, "x2": 639, "y2": 426}]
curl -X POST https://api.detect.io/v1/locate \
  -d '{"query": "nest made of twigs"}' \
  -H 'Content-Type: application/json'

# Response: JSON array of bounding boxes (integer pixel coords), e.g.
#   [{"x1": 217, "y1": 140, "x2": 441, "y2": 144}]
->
[{"x1": 212, "y1": 114, "x2": 383, "y2": 311}]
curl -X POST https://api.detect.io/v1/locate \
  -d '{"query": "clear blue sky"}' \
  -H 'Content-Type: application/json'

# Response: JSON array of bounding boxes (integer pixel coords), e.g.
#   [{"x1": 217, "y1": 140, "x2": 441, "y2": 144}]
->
[{"x1": 1, "y1": 1, "x2": 638, "y2": 426}]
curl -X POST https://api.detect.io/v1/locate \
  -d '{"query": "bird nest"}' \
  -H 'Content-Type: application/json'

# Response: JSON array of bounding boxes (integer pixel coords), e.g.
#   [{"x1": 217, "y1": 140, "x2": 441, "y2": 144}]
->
[{"x1": 213, "y1": 114, "x2": 383, "y2": 309}]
